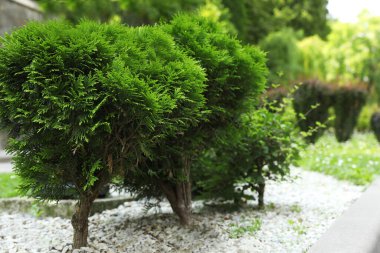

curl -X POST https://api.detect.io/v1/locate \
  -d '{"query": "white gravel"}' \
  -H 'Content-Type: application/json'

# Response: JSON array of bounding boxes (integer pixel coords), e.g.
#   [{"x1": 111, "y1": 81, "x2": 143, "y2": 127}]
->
[{"x1": 0, "y1": 168, "x2": 364, "y2": 253}]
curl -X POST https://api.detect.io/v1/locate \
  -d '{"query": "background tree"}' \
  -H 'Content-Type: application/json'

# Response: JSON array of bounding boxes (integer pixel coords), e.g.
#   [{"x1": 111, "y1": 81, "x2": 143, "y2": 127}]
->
[
  {"x1": 0, "y1": 20, "x2": 206, "y2": 248},
  {"x1": 259, "y1": 28, "x2": 302, "y2": 86},
  {"x1": 35, "y1": 0, "x2": 330, "y2": 44},
  {"x1": 221, "y1": 0, "x2": 330, "y2": 43}
]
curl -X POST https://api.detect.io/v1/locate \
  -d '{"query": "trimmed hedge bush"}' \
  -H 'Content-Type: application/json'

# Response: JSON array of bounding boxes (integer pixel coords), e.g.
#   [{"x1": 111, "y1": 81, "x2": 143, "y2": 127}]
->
[
  {"x1": 333, "y1": 85, "x2": 367, "y2": 142},
  {"x1": 371, "y1": 111, "x2": 380, "y2": 142},
  {"x1": 124, "y1": 15, "x2": 267, "y2": 225},
  {"x1": 0, "y1": 20, "x2": 206, "y2": 248},
  {"x1": 293, "y1": 80, "x2": 332, "y2": 143}
]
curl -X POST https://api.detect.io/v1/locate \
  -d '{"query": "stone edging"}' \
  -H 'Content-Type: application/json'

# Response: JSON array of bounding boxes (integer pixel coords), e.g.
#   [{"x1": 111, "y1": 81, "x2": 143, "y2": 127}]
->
[
  {"x1": 0, "y1": 196, "x2": 134, "y2": 218},
  {"x1": 310, "y1": 177, "x2": 380, "y2": 253}
]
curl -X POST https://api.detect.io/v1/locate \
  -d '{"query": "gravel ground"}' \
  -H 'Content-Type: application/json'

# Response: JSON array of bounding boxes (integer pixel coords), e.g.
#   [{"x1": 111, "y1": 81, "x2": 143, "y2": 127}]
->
[{"x1": 0, "y1": 168, "x2": 364, "y2": 253}]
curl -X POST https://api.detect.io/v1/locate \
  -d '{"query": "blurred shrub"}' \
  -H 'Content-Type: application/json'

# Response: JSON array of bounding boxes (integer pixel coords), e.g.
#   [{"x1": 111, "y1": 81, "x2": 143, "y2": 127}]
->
[
  {"x1": 298, "y1": 35, "x2": 328, "y2": 81},
  {"x1": 264, "y1": 86, "x2": 288, "y2": 111},
  {"x1": 333, "y1": 85, "x2": 367, "y2": 142},
  {"x1": 193, "y1": 97, "x2": 302, "y2": 208},
  {"x1": 357, "y1": 103, "x2": 378, "y2": 132},
  {"x1": 293, "y1": 80, "x2": 333, "y2": 143},
  {"x1": 371, "y1": 111, "x2": 380, "y2": 142},
  {"x1": 259, "y1": 28, "x2": 302, "y2": 86}
]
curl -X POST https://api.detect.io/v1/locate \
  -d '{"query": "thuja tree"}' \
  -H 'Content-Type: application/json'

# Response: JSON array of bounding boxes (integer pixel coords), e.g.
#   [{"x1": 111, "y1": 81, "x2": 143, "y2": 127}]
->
[
  {"x1": 0, "y1": 21, "x2": 206, "y2": 248},
  {"x1": 124, "y1": 15, "x2": 267, "y2": 225},
  {"x1": 333, "y1": 85, "x2": 367, "y2": 142},
  {"x1": 193, "y1": 97, "x2": 302, "y2": 208}
]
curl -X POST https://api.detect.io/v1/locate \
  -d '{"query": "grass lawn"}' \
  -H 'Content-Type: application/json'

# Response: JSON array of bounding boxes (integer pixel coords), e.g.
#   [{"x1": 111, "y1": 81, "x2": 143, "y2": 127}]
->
[
  {"x1": 299, "y1": 132, "x2": 380, "y2": 185},
  {"x1": 0, "y1": 173, "x2": 20, "y2": 198}
]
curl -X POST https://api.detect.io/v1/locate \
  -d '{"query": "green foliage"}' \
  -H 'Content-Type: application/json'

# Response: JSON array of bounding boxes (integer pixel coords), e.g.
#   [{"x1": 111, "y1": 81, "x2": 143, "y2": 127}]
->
[
  {"x1": 36, "y1": 0, "x2": 330, "y2": 45},
  {"x1": 193, "y1": 95, "x2": 302, "y2": 205},
  {"x1": 264, "y1": 86, "x2": 288, "y2": 111},
  {"x1": 297, "y1": 13, "x2": 380, "y2": 92},
  {"x1": 124, "y1": 15, "x2": 267, "y2": 203},
  {"x1": 166, "y1": 15, "x2": 267, "y2": 124},
  {"x1": 222, "y1": 0, "x2": 330, "y2": 43},
  {"x1": 36, "y1": 0, "x2": 205, "y2": 25},
  {"x1": 0, "y1": 173, "x2": 20, "y2": 198},
  {"x1": 259, "y1": 28, "x2": 302, "y2": 86},
  {"x1": 357, "y1": 102, "x2": 378, "y2": 132},
  {"x1": 298, "y1": 36, "x2": 328, "y2": 81},
  {"x1": 229, "y1": 218, "x2": 262, "y2": 238},
  {"x1": 333, "y1": 85, "x2": 367, "y2": 142},
  {"x1": 293, "y1": 80, "x2": 333, "y2": 143},
  {"x1": 0, "y1": 20, "x2": 206, "y2": 201},
  {"x1": 288, "y1": 218, "x2": 306, "y2": 236},
  {"x1": 300, "y1": 133, "x2": 380, "y2": 185},
  {"x1": 370, "y1": 111, "x2": 380, "y2": 142}
]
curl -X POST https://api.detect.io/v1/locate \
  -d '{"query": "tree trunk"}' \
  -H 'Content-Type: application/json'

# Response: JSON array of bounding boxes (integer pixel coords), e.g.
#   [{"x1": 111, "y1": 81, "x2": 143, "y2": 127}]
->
[
  {"x1": 159, "y1": 179, "x2": 192, "y2": 226},
  {"x1": 71, "y1": 196, "x2": 95, "y2": 249},
  {"x1": 258, "y1": 182, "x2": 265, "y2": 208}
]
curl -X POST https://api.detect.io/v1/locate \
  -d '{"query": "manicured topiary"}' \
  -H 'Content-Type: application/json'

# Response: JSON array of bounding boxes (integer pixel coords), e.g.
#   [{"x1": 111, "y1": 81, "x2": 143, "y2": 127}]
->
[
  {"x1": 333, "y1": 85, "x2": 367, "y2": 142},
  {"x1": 293, "y1": 80, "x2": 333, "y2": 143},
  {"x1": 0, "y1": 20, "x2": 206, "y2": 248},
  {"x1": 371, "y1": 111, "x2": 380, "y2": 142},
  {"x1": 264, "y1": 86, "x2": 288, "y2": 112},
  {"x1": 124, "y1": 15, "x2": 267, "y2": 225}
]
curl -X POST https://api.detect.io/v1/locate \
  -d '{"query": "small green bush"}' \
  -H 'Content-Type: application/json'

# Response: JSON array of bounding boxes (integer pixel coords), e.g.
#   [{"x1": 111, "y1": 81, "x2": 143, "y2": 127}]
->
[
  {"x1": 293, "y1": 80, "x2": 333, "y2": 143},
  {"x1": 333, "y1": 85, "x2": 367, "y2": 142},
  {"x1": 0, "y1": 20, "x2": 206, "y2": 248},
  {"x1": 357, "y1": 103, "x2": 378, "y2": 132},
  {"x1": 193, "y1": 97, "x2": 302, "y2": 208}
]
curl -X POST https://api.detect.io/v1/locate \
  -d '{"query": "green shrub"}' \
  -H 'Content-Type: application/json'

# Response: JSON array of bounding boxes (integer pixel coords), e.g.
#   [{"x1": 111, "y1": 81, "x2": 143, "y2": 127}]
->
[
  {"x1": 371, "y1": 111, "x2": 380, "y2": 142},
  {"x1": 193, "y1": 97, "x2": 302, "y2": 208},
  {"x1": 333, "y1": 85, "x2": 367, "y2": 142},
  {"x1": 293, "y1": 80, "x2": 333, "y2": 143},
  {"x1": 0, "y1": 20, "x2": 206, "y2": 248},
  {"x1": 124, "y1": 15, "x2": 267, "y2": 225},
  {"x1": 264, "y1": 86, "x2": 288, "y2": 111},
  {"x1": 357, "y1": 103, "x2": 378, "y2": 132}
]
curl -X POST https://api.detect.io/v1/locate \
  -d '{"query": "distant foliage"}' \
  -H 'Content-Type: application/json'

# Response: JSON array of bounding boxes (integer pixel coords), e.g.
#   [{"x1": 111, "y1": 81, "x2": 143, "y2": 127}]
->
[
  {"x1": 371, "y1": 111, "x2": 380, "y2": 142},
  {"x1": 259, "y1": 28, "x2": 302, "y2": 86},
  {"x1": 221, "y1": 0, "x2": 330, "y2": 43},
  {"x1": 333, "y1": 85, "x2": 367, "y2": 142},
  {"x1": 36, "y1": 0, "x2": 205, "y2": 25},
  {"x1": 298, "y1": 36, "x2": 328, "y2": 81},
  {"x1": 35, "y1": 0, "x2": 330, "y2": 44},
  {"x1": 293, "y1": 80, "x2": 333, "y2": 143}
]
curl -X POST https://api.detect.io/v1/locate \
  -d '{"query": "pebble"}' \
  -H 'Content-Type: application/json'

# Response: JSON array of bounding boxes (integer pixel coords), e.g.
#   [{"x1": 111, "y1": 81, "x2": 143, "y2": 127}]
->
[{"x1": 0, "y1": 168, "x2": 363, "y2": 253}]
